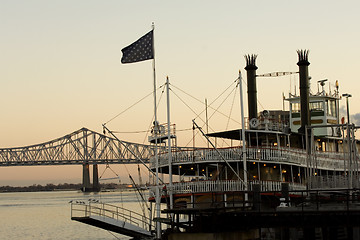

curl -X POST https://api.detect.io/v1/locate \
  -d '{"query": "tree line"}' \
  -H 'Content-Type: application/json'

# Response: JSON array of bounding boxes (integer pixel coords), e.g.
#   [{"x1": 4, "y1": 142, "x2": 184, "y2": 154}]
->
[{"x1": 0, "y1": 182, "x2": 131, "y2": 192}]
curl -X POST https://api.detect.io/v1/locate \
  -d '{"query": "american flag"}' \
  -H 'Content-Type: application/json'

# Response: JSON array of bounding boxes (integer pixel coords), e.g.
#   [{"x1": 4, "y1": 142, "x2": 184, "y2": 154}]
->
[{"x1": 121, "y1": 30, "x2": 154, "y2": 64}]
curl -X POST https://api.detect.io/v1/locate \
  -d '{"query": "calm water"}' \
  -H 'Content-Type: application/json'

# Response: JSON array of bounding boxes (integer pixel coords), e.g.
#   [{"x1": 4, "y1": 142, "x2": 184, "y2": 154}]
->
[{"x1": 0, "y1": 190, "x2": 142, "y2": 240}]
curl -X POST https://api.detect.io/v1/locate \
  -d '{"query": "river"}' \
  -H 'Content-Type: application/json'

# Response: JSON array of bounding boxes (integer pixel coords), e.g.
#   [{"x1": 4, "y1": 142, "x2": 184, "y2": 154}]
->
[{"x1": 0, "y1": 190, "x2": 142, "y2": 240}]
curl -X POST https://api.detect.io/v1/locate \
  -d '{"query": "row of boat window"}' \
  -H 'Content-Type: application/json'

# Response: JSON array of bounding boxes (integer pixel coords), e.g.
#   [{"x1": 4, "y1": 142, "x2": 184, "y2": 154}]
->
[{"x1": 290, "y1": 100, "x2": 337, "y2": 117}]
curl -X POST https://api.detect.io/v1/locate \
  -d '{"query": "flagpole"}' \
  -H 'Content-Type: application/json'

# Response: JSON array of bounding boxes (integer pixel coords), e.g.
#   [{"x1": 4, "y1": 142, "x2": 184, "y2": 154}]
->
[
  {"x1": 152, "y1": 23, "x2": 157, "y2": 126},
  {"x1": 119, "y1": 25, "x2": 161, "y2": 238},
  {"x1": 151, "y1": 23, "x2": 162, "y2": 239}
]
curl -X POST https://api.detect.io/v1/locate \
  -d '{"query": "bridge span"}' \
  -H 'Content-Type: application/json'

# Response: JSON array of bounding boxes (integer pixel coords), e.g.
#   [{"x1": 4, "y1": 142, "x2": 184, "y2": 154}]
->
[{"x1": 0, "y1": 128, "x2": 156, "y2": 191}]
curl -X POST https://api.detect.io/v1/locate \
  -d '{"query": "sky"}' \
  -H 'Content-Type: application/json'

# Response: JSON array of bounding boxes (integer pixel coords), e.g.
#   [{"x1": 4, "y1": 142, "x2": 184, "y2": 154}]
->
[{"x1": 1, "y1": 0, "x2": 360, "y2": 186}]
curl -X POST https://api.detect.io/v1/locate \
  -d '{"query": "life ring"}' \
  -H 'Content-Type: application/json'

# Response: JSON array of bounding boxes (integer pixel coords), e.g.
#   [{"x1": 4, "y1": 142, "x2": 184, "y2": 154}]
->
[{"x1": 249, "y1": 118, "x2": 259, "y2": 128}]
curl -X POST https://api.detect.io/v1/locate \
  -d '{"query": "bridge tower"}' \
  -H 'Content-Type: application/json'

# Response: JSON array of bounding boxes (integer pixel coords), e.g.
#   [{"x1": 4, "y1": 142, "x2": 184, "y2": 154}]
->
[
  {"x1": 81, "y1": 129, "x2": 100, "y2": 192},
  {"x1": 82, "y1": 163, "x2": 92, "y2": 191},
  {"x1": 93, "y1": 164, "x2": 100, "y2": 191},
  {"x1": 82, "y1": 163, "x2": 100, "y2": 192}
]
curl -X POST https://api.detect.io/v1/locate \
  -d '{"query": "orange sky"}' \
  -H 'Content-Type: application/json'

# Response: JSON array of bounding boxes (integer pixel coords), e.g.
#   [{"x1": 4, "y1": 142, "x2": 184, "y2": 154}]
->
[{"x1": 1, "y1": 0, "x2": 360, "y2": 186}]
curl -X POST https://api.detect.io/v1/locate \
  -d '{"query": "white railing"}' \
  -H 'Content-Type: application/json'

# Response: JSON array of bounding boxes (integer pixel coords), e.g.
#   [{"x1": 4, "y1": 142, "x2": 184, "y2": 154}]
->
[
  {"x1": 171, "y1": 180, "x2": 246, "y2": 194},
  {"x1": 155, "y1": 180, "x2": 306, "y2": 195},
  {"x1": 151, "y1": 146, "x2": 349, "y2": 171},
  {"x1": 71, "y1": 202, "x2": 153, "y2": 231}
]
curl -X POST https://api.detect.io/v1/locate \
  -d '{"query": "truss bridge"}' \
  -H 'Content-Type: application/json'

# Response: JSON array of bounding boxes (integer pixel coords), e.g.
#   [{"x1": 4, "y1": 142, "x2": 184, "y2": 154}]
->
[{"x1": 0, "y1": 128, "x2": 155, "y2": 191}]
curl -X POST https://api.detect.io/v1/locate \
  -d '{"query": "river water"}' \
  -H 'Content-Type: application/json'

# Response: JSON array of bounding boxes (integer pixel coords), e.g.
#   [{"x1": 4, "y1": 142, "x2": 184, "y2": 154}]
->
[{"x1": 0, "y1": 190, "x2": 141, "y2": 240}]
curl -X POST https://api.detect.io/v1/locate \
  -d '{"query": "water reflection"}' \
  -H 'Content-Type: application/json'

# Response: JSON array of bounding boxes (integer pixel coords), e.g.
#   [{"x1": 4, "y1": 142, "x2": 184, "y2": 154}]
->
[{"x1": 0, "y1": 190, "x2": 141, "y2": 240}]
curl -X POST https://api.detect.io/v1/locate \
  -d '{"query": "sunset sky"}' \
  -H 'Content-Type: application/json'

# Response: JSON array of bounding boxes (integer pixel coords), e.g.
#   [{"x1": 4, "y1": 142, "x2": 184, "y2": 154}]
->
[{"x1": 1, "y1": 0, "x2": 360, "y2": 186}]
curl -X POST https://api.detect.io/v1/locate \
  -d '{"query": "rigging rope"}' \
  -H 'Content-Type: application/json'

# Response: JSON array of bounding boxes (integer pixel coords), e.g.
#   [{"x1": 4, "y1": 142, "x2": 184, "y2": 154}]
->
[
  {"x1": 170, "y1": 81, "x2": 240, "y2": 125},
  {"x1": 170, "y1": 90, "x2": 209, "y2": 147},
  {"x1": 239, "y1": 75, "x2": 265, "y2": 110},
  {"x1": 171, "y1": 80, "x2": 240, "y2": 148},
  {"x1": 112, "y1": 130, "x2": 150, "y2": 134},
  {"x1": 104, "y1": 84, "x2": 165, "y2": 125},
  {"x1": 171, "y1": 79, "x2": 236, "y2": 109},
  {"x1": 107, "y1": 230, "x2": 122, "y2": 240},
  {"x1": 105, "y1": 127, "x2": 192, "y2": 134},
  {"x1": 128, "y1": 174, "x2": 149, "y2": 217},
  {"x1": 207, "y1": 85, "x2": 238, "y2": 124},
  {"x1": 222, "y1": 86, "x2": 238, "y2": 147},
  {"x1": 141, "y1": 83, "x2": 166, "y2": 145},
  {"x1": 226, "y1": 85, "x2": 238, "y2": 130},
  {"x1": 102, "y1": 127, "x2": 156, "y2": 219},
  {"x1": 99, "y1": 164, "x2": 120, "y2": 180}
]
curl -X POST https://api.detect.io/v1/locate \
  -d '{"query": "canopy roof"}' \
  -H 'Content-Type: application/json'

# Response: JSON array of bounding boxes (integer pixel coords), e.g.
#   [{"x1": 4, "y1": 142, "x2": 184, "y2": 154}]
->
[{"x1": 206, "y1": 128, "x2": 288, "y2": 140}]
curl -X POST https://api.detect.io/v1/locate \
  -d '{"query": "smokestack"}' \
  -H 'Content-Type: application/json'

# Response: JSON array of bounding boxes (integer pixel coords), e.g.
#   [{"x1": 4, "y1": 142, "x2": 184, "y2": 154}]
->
[
  {"x1": 297, "y1": 49, "x2": 310, "y2": 133},
  {"x1": 245, "y1": 54, "x2": 258, "y2": 125}
]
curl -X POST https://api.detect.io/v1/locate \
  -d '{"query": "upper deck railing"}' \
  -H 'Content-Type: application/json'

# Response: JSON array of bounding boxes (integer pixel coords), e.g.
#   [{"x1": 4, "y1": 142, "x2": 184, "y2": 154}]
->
[{"x1": 151, "y1": 146, "x2": 350, "y2": 171}]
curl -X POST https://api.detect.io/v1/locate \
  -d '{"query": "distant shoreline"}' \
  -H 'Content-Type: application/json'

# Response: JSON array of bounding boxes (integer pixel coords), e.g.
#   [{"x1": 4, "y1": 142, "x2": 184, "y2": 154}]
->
[{"x1": 0, "y1": 182, "x2": 133, "y2": 193}]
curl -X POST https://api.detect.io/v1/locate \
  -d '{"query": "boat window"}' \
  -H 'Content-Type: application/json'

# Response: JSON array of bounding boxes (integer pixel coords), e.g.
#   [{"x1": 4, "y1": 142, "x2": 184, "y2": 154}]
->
[
  {"x1": 310, "y1": 101, "x2": 324, "y2": 112},
  {"x1": 290, "y1": 102, "x2": 300, "y2": 113},
  {"x1": 326, "y1": 100, "x2": 337, "y2": 117}
]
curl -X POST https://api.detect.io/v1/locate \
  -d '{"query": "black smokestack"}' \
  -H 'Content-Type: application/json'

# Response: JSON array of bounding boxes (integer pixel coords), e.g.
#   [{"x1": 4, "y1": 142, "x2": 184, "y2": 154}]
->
[
  {"x1": 297, "y1": 49, "x2": 310, "y2": 133},
  {"x1": 245, "y1": 54, "x2": 258, "y2": 125}
]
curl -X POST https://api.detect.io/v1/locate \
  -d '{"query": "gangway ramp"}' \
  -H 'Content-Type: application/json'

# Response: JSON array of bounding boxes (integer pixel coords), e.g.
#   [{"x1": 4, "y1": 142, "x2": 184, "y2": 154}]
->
[{"x1": 71, "y1": 202, "x2": 154, "y2": 239}]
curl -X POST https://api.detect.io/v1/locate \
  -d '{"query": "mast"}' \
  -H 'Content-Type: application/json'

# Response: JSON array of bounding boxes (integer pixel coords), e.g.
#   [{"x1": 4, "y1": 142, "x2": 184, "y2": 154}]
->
[
  {"x1": 205, "y1": 98, "x2": 209, "y2": 148},
  {"x1": 239, "y1": 71, "x2": 248, "y2": 201},
  {"x1": 166, "y1": 76, "x2": 173, "y2": 210}
]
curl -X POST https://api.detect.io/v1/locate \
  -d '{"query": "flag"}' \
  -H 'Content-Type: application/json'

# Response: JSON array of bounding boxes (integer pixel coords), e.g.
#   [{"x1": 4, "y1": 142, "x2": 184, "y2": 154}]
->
[{"x1": 121, "y1": 30, "x2": 154, "y2": 64}]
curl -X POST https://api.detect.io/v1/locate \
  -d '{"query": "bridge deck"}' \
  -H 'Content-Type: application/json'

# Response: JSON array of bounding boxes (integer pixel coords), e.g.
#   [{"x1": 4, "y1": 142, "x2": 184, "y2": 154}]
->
[{"x1": 0, "y1": 128, "x2": 155, "y2": 166}]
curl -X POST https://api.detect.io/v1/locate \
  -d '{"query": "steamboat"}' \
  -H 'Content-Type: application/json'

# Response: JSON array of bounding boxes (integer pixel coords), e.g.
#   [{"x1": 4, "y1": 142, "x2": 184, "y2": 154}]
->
[{"x1": 71, "y1": 50, "x2": 360, "y2": 240}]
